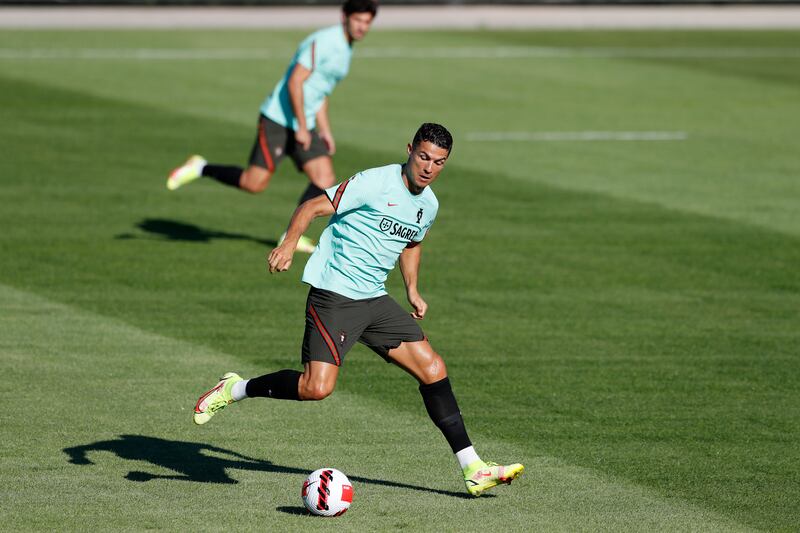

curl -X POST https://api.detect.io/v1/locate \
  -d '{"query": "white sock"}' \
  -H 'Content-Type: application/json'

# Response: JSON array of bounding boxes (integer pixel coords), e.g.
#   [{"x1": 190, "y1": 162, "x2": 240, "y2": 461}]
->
[
  {"x1": 455, "y1": 446, "x2": 481, "y2": 470},
  {"x1": 231, "y1": 379, "x2": 249, "y2": 401}
]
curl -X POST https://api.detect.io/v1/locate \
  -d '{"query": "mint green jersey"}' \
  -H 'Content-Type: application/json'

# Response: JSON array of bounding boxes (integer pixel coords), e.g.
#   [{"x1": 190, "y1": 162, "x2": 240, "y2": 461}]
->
[
  {"x1": 302, "y1": 164, "x2": 439, "y2": 300},
  {"x1": 260, "y1": 25, "x2": 352, "y2": 131}
]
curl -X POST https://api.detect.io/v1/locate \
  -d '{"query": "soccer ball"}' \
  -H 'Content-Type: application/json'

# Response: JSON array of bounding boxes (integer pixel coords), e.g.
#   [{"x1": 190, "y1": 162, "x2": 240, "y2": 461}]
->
[{"x1": 301, "y1": 468, "x2": 353, "y2": 517}]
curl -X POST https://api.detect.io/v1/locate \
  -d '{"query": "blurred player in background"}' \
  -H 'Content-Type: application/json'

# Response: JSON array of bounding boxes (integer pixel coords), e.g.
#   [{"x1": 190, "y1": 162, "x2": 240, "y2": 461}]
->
[
  {"x1": 167, "y1": 0, "x2": 378, "y2": 253},
  {"x1": 192, "y1": 123, "x2": 525, "y2": 497}
]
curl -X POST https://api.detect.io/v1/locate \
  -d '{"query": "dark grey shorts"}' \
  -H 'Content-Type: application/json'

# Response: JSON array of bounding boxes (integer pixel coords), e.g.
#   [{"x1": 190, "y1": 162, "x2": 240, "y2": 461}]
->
[
  {"x1": 248, "y1": 115, "x2": 329, "y2": 172},
  {"x1": 301, "y1": 287, "x2": 426, "y2": 366}
]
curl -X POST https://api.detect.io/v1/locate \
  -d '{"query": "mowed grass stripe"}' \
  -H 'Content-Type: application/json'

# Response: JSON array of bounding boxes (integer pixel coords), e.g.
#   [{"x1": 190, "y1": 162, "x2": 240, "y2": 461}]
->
[
  {"x1": 1, "y1": 31, "x2": 798, "y2": 237},
  {"x1": 2, "y1": 52, "x2": 798, "y2": 241},
  {"x1": 0, "y1": 282, "x2": 750, "y2": 531}
]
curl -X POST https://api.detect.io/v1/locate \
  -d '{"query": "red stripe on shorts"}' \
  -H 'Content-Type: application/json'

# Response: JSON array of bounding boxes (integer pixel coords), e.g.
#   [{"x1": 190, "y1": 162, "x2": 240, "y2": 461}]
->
[
  {"x1": 309, "y1": 304, "x2": 340, "y2": 366},
  {"x1": 257, "y1": 118, "x2": 275, "y2": 173}
]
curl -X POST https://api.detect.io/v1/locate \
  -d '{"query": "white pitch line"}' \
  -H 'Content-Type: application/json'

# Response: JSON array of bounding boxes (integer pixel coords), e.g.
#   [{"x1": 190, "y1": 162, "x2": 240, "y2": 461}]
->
[
  {"x1": 0, "y1": 48, "x2": 287, "y2": 60},
  {"x1": 2, "y1": 47, "x2": 800, "y2": 61},
  {"x1": 466, "y1": 131, "x2": 689, "y2": 142},
  {"x1": 359, "y1": 46, "x2": 800, "y2": 60}
]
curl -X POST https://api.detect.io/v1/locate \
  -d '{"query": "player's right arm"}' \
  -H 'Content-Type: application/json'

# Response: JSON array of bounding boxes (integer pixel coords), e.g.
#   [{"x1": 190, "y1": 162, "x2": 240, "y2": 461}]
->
[
  {"x1": 287, "y1": 63, "x2": 313, "y2": 150},
  {"x1": 399, "y1": 242, "x2": 428, "y2": 320},
  {"x1": 268, "y1": 195, "x2": 334, "y2": 273},
  {"x1": 269, "y1": 171, "x2": 370, "y2": 272}
]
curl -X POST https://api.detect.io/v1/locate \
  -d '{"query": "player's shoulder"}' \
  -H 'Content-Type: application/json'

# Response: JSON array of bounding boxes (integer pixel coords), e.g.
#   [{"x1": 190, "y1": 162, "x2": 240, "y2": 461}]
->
[
  {"x1": 306, "y1": 24, "x2": 333, "y2": 38},
  {"x1": 312, "y1": 25, "x2": 349, "y2": 48},
  {"x1": 422, "y1": 186, "x2": 439, "y2": 211},
  {"x1": 348, "y1": 164, "x2": 398, "y2": 194},
  {"x1": 299, "y1": 25, "x2": 336, "y2": 48},
  {"x1": 345, "y1": 164, "x2": 392, "y2": 185},
  {"x1": 360, "y1": 163, "x2": 401, "y2": 180}
]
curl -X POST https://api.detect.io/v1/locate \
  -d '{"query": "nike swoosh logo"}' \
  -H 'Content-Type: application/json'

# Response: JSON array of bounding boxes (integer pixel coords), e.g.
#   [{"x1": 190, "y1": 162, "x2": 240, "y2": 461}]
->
[{"x1": 387, "y1": 203, "x2": 398, "y2": 207}]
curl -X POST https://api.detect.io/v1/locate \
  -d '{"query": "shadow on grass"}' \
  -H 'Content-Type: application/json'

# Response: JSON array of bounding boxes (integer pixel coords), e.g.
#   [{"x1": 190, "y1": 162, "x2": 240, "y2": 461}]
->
[
  {"x1": 276, "y1": 506, "x2": 312, "y2": 516},
  {"x1": 64, "y1": 435, "x2": 476, "y2": 499},
  {"x1": 116, "y1": 218, "x2": 278, "y2": 247}
]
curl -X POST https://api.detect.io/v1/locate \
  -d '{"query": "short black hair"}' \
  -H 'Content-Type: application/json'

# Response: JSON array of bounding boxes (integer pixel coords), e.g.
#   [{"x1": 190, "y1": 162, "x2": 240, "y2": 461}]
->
[
  {"x1": 411, "y1": 123, "x2": 453, "y2": 154},
  {"x1": 342, "y1": 0, "x2": 378, "y2": 17}
]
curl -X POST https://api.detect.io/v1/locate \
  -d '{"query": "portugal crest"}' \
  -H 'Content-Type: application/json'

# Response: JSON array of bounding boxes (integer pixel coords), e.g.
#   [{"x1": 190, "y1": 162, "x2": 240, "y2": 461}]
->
[
  {"x1": 416, "y1": 208, "x2": 424, "y2": 224},
  {"x1": 379, "y1": 218, "x2": 392, "y2": 232}
]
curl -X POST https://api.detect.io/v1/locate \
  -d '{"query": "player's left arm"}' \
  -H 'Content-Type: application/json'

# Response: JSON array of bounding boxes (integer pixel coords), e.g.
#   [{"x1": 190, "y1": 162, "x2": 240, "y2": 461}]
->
[
  {"x1": 315, "y1": 98, "x2": 335, "y2": 155},
  {"x1": 399, "y1": 242, "x2": 427, "y2": 320},
  {"x1": 287, "y1": 63, "x2": 313, "y2": 150}
]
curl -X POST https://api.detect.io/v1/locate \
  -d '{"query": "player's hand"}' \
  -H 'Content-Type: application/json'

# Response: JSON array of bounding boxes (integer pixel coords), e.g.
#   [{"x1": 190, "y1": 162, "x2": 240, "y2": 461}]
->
[
  {"x1": 407, "y1": 290, "x2": 428, "y2": 320},
  {"x1": 295, "y1": 128, "x2": 312, "y2": 151},
  {"x1": 319, "y1": 130, "x2": 336, "y2": 155},
  {"x1": 268, "y1": 244, "x2": 294, "y2": 274}
]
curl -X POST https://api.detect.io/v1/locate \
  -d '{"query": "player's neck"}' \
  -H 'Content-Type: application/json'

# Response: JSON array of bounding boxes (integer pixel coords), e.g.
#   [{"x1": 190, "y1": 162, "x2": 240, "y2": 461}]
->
[
  {"x1": 342, "y1": 24, "x2": 354, "y2": 46},
  {"x1": 401, "y1": 164, "x2": 424, "y2": 196}
]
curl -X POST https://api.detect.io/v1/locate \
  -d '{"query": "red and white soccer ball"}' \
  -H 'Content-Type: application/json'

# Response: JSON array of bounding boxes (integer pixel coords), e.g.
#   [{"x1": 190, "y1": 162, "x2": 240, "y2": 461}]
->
[{"x1": 301, "y1": 468, "x2": 353, "y2": 517}]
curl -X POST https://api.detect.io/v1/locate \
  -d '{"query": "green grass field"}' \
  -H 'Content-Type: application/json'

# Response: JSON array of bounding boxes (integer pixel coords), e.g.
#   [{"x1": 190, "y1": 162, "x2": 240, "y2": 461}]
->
[{"x1": 1, "y1": 28, "x2": 799, "y2": 531}]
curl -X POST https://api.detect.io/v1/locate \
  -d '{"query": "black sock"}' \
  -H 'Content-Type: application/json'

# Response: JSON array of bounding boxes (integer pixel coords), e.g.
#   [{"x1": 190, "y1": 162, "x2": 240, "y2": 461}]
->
[
  {"x1": 245, "y1": 369, "x2": 301, "y2": 401},
  {"x1": 202, "y1": 164, "x2": 243, "y2": 188},
  {"x1": 419, "y1": 377, "x2": 472, "y2": 453},
  {"x1": 298, "y1": 183, "x2": 326, "y2": 206}
]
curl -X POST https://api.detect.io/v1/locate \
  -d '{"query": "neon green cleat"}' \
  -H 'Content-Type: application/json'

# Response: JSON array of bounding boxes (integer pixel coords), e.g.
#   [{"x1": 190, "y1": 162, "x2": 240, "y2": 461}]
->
[
  {"x1": 278, "y1": 232, "x2": 317, "y2": 254},
  {"x1": 167, "y1": 155, "x2": 206, "y2": 191},
  {"x1": 463, "y1": 460, "x2": 524, "y2": 497},
  {"x1": 193, "y1": 372, "x2": 242, "y2": 425}
]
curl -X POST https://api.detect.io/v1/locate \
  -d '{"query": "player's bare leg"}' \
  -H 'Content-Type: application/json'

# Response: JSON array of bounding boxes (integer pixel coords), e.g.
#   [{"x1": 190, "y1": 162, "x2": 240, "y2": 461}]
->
[
  {"x1": 388, "y1": 340, "x2": 524, "y2": 496},
  {"x1": 169, "y1": 159, "x2": 267, "y2": 192},
  {"x1": 193, "y1": 361, "x2": 338, "y2": 422},
  {"x1": 302, "y1": 155, "x2": 336, "y2": 191},
  {"x1": 297, "y1": 360, "x2": 339, "y2": 401},
  {"x1": 386, "y1": 339, "x2": 447, "y2": 385},
  {"x1": 239, "y1": 165, "x2": 273, "y2": 193}
]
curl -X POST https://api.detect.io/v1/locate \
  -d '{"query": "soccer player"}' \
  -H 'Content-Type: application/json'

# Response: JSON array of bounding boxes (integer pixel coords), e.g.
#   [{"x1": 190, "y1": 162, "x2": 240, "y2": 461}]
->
[
  {"x1": 192, "y1": 123, "x2": 524, "y2": 497},
  {"x1": 167, "y1": 0, "x2": 378, "y2": 253}
]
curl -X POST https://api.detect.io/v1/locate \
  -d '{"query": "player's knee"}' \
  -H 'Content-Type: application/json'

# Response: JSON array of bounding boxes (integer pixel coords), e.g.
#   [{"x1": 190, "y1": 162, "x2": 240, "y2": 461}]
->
[
  {"x1": 421, "y1": 353, "x2": 447, "y2": 384},
  {"x1": 299, "y1": 380, "x2": 335, "y2": 401},
  {"x1": 241, "y1": 168, "x2": 271, "y2": 193}
]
